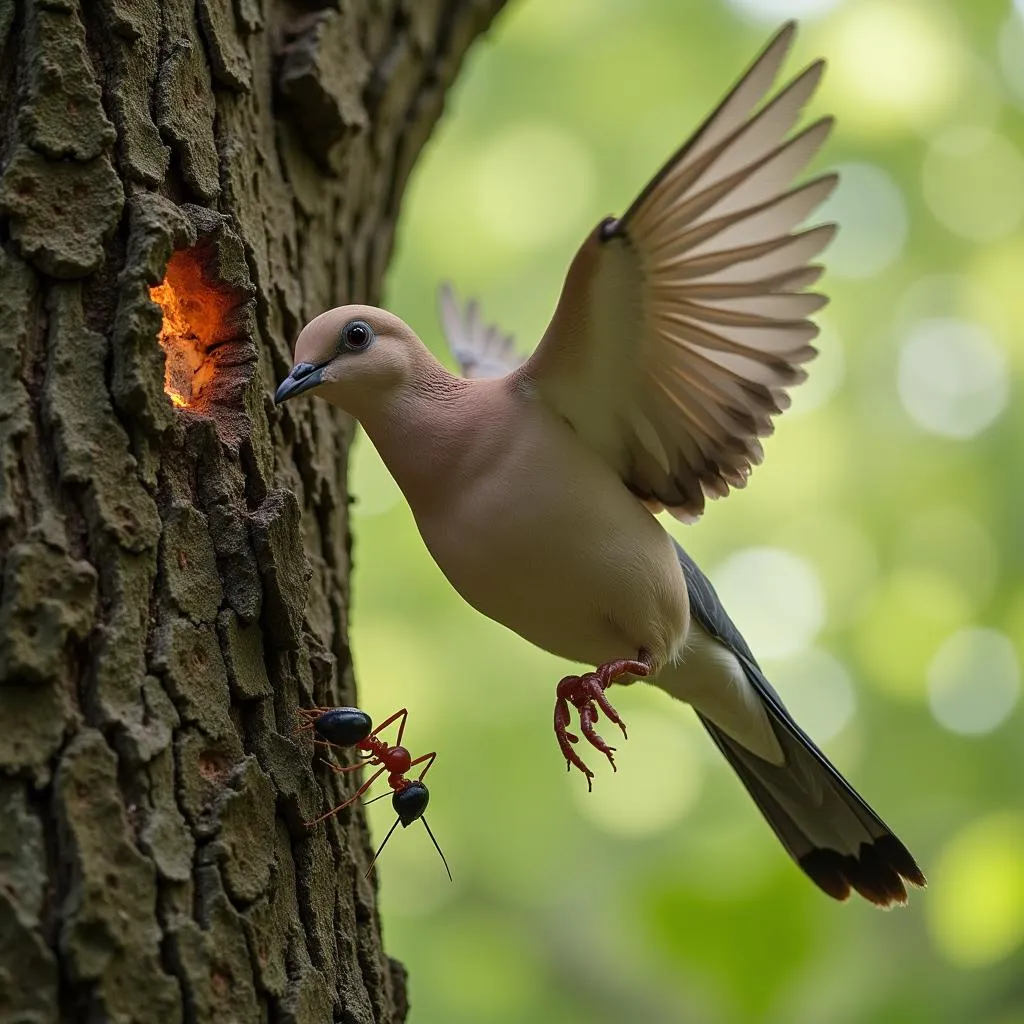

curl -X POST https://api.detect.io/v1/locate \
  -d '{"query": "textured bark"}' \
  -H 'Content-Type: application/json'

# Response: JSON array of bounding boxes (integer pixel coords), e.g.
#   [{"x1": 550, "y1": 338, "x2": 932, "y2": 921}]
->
[{"x1": 0, "y1": 2, "x2": 504, "y2": 1022}]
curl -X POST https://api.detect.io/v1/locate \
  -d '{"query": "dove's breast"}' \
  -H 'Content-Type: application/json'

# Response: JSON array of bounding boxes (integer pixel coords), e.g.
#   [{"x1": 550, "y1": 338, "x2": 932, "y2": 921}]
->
[{"x1": 398, "y1": 383, "x2": 690, "y2": 670}]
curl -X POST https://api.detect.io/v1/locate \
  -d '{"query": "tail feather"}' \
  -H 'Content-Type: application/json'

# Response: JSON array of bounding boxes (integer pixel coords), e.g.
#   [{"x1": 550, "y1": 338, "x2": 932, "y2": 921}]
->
[
  {"x1": 697, "y1": 699, "x2": 925, "y2": 906},
  {"x1": 672, "y1": 539, "x2": 926, "y2": 907}
]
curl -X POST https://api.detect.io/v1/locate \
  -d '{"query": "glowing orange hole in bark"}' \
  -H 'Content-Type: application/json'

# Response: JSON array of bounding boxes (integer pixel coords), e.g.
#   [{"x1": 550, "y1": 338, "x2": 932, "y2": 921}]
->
[{"x1": 150, "y1": 249, "x2": 231, "y2": 410}]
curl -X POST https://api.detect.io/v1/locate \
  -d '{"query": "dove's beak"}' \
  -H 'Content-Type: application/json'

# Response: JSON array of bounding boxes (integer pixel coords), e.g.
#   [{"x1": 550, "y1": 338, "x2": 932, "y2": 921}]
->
[{"x1": 274, "y1": 362, "x2": 325, "y2": 404}]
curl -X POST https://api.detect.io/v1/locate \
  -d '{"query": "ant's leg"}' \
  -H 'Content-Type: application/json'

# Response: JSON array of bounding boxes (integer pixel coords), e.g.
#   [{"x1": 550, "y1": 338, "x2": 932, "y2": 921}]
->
[
  {"x1": 368, "y1": 708, "x2": 409, "y2": 747},
  {"x1": 409, "y1": 752, "x2": 437, "y2": 781},
  {"x1": 294, "y1": 721, "x2": 350, "y2": 756},
  {"x1": 295, "y1": 705, "x2": 340, "y2": 720},
  {"x1": 312, "y1": 741, "x2": 375, "y2": 756},
  {"x1": 306, "y1": 765, "x2": 387, "y2": 826},
  {"x1": 292, "y1": 707, "x2": 320, "y2": 734},
  {"x1": 320, "y1": 756, "x2": 378, "y2": 775},
  {"x1": 293, "y1": 705, "x2": 344, "y2": 735}
]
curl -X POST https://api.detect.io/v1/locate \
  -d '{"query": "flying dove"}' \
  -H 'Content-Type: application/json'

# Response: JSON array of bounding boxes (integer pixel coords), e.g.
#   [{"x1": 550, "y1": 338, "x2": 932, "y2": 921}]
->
[{"x1": 275, "y1": 22, "x2": 925, "y2": 907}]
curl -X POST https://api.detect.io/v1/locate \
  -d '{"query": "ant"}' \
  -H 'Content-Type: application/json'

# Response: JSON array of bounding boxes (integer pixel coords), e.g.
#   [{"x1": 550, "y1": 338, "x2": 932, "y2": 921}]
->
[{"x1": 294, "y1": 705, "x2": 451, "y2": 880}]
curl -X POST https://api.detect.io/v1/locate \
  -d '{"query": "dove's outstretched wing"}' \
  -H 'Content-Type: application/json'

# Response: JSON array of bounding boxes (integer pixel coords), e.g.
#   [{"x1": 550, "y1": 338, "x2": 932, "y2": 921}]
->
[{"x1": 521, "y1": 21, "x2": 836, "y2": 520}]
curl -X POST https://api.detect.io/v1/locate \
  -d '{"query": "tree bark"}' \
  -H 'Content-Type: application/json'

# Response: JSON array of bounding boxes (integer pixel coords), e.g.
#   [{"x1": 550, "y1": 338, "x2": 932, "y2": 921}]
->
[{"x1": 0, "y1": 2, "x2": 503, "y2": 1021}]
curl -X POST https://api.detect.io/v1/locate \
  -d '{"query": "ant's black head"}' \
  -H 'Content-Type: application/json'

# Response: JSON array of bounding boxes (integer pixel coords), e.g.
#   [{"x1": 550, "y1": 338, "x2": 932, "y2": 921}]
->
[
  {"x1": 314, "y1": 707, "x2": 373, "y2": 748},
  {"x1": 393, "y1": 781, "x2": 429, "y2": 827}
]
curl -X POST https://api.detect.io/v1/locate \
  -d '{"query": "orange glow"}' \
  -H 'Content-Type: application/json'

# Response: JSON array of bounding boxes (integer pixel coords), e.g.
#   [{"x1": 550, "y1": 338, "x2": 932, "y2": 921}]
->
[{"x1": 150, "y1": 249, "x2": 231, "y2": 410}]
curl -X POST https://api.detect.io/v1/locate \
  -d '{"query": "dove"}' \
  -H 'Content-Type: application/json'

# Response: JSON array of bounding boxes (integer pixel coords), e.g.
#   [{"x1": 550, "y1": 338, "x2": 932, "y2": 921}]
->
[{"x1": 274, "y1": 22, "x2": 925, "y2": 906}]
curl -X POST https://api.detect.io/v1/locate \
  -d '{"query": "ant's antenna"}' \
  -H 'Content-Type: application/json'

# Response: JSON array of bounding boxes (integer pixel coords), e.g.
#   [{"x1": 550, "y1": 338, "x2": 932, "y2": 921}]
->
[
  {"x1": 421, "y1": 818, "x2": 452, "y2": 881},
  {"x1": 366, "y1": 817, "x2": 402, "y2": 878},
  {"x1": 364, "y1": 813, "x2": 453, "y2": 881}
]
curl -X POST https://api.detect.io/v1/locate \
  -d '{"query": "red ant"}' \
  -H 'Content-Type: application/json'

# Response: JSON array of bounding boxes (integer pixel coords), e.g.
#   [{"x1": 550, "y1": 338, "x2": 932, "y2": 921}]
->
[{"x1": 294, "y1": 705, "x2": 451, "y2": 879}]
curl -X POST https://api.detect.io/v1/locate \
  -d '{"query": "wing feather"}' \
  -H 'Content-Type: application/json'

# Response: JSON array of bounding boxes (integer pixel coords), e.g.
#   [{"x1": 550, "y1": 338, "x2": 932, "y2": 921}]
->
[
  {"x1": 436, "y1": 283, "x2": 522, "y2": 379},
  {"x1": 521, "y1": 22, "x2": 835, "y2": 518}
]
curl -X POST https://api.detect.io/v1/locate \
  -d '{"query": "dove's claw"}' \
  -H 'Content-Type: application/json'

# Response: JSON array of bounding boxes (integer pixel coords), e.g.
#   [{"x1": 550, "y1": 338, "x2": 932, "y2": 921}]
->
[
  {"x1": 552, "y1": 653, "x2": 651, "y2": 787},
  {"x1": 554, "y1": 689, "x2": 594, "y2": 785}
]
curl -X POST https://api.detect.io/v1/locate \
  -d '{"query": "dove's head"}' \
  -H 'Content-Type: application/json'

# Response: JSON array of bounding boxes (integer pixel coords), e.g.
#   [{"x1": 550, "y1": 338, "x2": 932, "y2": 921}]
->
[{"x1": 274, "y1": 304, "x2": 430, "y2": 412}]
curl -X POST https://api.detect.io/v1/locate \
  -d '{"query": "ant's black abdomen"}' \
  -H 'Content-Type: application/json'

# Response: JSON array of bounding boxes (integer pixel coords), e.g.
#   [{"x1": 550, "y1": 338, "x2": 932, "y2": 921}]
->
[
  {"x1": 314, "y1": 707, "x2": 373, "y2": 747},
  {"x1": 393, "y1": 781, "x2": 429, "y2": 826}
]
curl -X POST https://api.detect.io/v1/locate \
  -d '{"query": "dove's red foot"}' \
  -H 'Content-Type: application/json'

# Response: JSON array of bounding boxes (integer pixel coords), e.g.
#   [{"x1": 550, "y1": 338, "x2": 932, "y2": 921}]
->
[{"x1": 553, "y1": 654, "x2": 652, "y2": 790}]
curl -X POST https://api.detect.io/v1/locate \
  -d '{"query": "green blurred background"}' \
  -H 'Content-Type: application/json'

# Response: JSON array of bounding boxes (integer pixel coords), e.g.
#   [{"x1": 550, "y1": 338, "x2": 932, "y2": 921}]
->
[{"x1": 350, "y1": 1, "x2": 1024, "y2": 1020}]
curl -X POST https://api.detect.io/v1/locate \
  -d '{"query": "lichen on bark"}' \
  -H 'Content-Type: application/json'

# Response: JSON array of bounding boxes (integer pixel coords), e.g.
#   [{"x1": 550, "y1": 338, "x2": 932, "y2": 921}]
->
[{"x1": 0, "y1": 1, "x2": 506, "y2": 1021}]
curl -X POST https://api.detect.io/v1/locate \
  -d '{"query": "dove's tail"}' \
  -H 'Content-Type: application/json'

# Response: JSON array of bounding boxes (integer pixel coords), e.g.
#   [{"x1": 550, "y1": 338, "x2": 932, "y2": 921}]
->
[
  {"x1": 694, "y1": 689, "x2": 925, "y2": 906},
  {"x1": 665, "y1": 541, "x2": 926, "y2": 906}
]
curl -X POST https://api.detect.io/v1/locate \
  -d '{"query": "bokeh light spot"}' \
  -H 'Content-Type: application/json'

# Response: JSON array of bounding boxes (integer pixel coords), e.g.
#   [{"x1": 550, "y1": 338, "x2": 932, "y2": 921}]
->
[
  {"x1": 897, "y1": 318, "x2": 1009, "y2": 440},
  {"x1": 922, "y1": 128, "x2": 1024, "y2": 242},
  {"x1": 928, "y1": 813, "x2": 1024, "y2": 967},
  {"x1": 896, "y1": 273, "x2": 1001, "y2": 339},
  {"x1": 927, "y1": 627, "x2": 1020, "y2": 735},
  {"x1": 710, "y1": 548, "x2": 825, "y2": 659},
  {"x1": 472, "y1": 123, "x2": 596, "y2": 248},
  {"x1": 825, "y1": 2, "x2": 964, "y2": 135},
  {"x1": 819, "y1": 163, "x2": 907, "y2": 279}
]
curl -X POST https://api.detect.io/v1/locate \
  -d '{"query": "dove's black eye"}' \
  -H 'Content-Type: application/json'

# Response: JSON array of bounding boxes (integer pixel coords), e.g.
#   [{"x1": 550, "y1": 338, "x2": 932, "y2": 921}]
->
[{"x1": 342, "y1": 320, "x2": 374, "y2": 351}]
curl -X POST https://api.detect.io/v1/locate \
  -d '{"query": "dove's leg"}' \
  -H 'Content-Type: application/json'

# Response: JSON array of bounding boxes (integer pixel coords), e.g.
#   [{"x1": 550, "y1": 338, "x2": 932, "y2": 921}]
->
[{"x1": 553, "y1": 654, "x2": 651, "y2": 789}]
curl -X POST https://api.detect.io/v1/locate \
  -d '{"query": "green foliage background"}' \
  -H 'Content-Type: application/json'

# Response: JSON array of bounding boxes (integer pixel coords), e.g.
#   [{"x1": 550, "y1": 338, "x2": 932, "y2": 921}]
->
[{"x1": 349, "y1": 1, "x2": 1024, "y2": 1020}]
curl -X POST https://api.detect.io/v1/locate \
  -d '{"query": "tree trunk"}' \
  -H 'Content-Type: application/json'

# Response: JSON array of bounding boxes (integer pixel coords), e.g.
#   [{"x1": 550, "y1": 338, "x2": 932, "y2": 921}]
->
[{"x1": 0, "y1": 2, "x2": 503, "y2": 1021}]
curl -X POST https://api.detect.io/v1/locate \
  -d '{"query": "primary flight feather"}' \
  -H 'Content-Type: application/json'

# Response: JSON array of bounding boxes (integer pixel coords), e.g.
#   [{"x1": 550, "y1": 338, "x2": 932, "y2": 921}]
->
[{"x1": 275, "y1": 22, "x2": 925, "y2": 907}]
